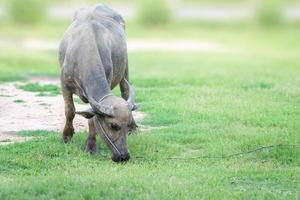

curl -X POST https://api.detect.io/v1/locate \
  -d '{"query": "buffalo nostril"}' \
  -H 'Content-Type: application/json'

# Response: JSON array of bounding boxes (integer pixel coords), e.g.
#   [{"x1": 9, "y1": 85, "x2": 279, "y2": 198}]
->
[
  {"x1": 111, "y1": 155, "x2": 121, "y2": 163},
  {"x1": 111, "y1": 153, "x2": 130, "y2": 163},
  {"x1": 121, "y1": 153, "x2": 130, "y2": 161}
]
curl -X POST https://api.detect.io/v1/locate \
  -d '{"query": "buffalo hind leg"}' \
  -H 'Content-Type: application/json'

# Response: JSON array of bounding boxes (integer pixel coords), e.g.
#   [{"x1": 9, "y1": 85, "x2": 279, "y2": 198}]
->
[
  {"x1": 120, "y1": 78, "x2": 138, "y2": 111},
  {"x1": 120, "y1": 66, "x2": 130, "y2": 100},
  {"x1": 62, "y1": 89, "x2": 75, "y2": 143},
  {"x1": 120, "y1": 78, "x2": 130, "y2": 101},
  {"x1": 86, "y1": 119, "x2": 97, "y2": 154}
]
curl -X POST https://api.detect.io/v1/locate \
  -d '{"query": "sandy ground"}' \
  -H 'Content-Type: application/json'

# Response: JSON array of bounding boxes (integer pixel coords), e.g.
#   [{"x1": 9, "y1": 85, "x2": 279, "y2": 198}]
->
[{"x1": 0, "y1": 77, "x2": 145, "y2": 145}]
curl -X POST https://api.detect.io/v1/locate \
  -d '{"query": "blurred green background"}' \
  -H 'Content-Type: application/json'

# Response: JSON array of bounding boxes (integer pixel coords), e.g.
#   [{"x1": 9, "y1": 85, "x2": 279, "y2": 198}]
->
[
  {"x1": 0, "y1": 0, "x2": 299, "y2": 80},
  {"x1": 0, "y1": 0, "x2": 299, "y2": 39},
  {"x1": 1, "y1": 0, "x2": 299, "y2": 24}
]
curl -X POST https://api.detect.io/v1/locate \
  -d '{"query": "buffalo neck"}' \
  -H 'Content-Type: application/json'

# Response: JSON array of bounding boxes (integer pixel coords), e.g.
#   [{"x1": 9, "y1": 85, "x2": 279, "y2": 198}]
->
[{"x1": 80, "y1": 69, "x2": 112, "y2": 104}]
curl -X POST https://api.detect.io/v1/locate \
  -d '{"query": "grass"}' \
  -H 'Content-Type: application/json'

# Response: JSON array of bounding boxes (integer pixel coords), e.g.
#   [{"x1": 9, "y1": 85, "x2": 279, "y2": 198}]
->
[
  {"x1": 136, "y1": 0, "x2": 172, "y2": 26},
  {"x1": 74, "y1": 97, "x2": 86, "y2": 105},
  {"x1": 0, "y1": 24, "x2": 299, "y2": 199},
  {"x1": 13, "y1": 99, "x2": 25, "y2": 103},
  {"x1": 1, "y1": 22, "x2": 299, "y2": 83},
  {"x1": 0, "y1": 93, "x2": 11, "y2": 97},
  {"x1": 0, "y1": 48, "x2": 58, "y2": 83},
  {"x1": 17, "y1": 83, "x2": 60, "y2": 96},
  {"x1": 17, "y1": 130, "x2": 55, "y2": 137}
]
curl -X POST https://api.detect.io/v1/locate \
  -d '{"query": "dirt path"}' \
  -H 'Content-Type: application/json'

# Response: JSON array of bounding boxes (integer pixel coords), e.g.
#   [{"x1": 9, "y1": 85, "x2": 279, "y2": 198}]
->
[{"x1": 0, "y1": 77, "x2": 145, "y2": 145}]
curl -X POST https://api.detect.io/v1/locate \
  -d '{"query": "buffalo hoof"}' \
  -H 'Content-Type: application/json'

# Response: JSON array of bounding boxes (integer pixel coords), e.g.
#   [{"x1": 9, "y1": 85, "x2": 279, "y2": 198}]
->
[
  {"x1": 62, "y1": 127, "x2": 74, "y2": 143},
  {"x1": 112, "y1": 153, "x2": 130, "y2": 163},
  {"x1": 85, "y1": 139, "x2": 97, "y2": 154},
  {"x1": 62, "y1": 135, "x2": 73, "y2": 143}
]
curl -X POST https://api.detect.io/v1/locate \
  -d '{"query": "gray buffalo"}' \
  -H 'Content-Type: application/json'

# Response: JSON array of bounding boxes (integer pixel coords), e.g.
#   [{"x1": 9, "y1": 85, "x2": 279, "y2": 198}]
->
[{"x1": 59, "y1": 4, "x2": 137, "y2": 162}]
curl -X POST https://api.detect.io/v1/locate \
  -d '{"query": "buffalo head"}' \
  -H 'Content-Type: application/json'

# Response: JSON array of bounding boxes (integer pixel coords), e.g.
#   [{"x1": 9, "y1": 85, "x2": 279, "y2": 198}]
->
[{"x1": 77, "y1": 90, "x2": 137, "y2": 162}]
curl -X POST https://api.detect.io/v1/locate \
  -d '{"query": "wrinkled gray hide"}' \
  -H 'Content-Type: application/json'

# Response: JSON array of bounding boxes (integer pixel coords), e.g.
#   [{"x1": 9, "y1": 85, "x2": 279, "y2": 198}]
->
[{"x1": 59, "y1": 4, "x2": 137, "y2": 162}]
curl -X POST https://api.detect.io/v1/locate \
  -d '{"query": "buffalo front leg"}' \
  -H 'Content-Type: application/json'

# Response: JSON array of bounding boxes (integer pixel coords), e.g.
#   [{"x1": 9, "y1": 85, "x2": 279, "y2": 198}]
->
[
  {"x1": 62, "y1": 89, "x2": 75, "y2": 143},
  {"x1": 86, "y1": 118, "x2": 97, "y2": 154}
]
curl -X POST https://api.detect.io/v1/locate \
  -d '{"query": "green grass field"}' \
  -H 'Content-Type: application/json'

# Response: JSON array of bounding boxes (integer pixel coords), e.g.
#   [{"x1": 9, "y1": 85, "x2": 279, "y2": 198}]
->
[
  {"x1": 0, "y1": 23, "x2": 299, "y2": 199},
  {"x1": 18, "y1": 83, "x2": 60, "y2": 96}
]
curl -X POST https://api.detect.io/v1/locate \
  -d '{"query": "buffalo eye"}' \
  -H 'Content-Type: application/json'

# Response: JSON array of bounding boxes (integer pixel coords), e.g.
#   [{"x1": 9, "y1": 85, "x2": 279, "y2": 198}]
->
[{"x1": 110, "y1": 123, "x2": 121, "y2": 131}]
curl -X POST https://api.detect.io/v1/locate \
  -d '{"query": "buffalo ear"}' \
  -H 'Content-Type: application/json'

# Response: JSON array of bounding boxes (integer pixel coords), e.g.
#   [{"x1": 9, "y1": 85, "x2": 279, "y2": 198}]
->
[
  {"x1": 130, "y1": 103, "x2": 138, "y2": 111},
  {"x1": 76, "y1": 108, "x2": 95, "y2": 119},
  {"x1": 128, "y1": 115, "x2": 138, "y2": 133},
  {"x1": 129, "y1": 120, "x2": 138, "y2": 132}
]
